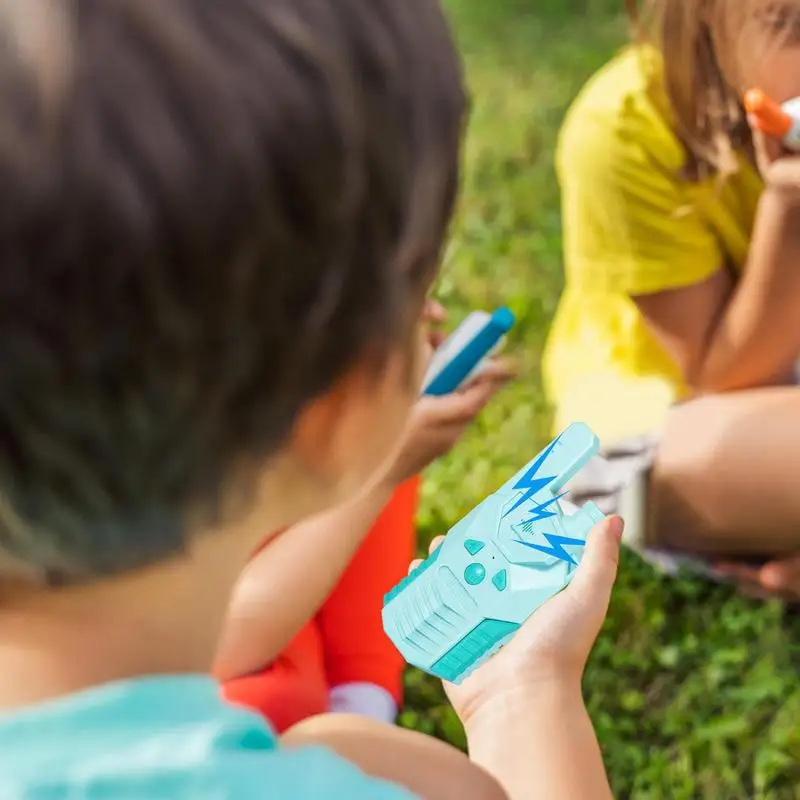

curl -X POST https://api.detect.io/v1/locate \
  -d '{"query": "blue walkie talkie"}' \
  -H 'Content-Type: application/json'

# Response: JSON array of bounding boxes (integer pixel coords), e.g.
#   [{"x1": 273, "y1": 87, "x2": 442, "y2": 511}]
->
[
  {"x1": 422, "y1": 307, "x2": 515, "y2": 396},
  {"x1": 382, "y1": 422, "x2": 605, "y2": 684}
]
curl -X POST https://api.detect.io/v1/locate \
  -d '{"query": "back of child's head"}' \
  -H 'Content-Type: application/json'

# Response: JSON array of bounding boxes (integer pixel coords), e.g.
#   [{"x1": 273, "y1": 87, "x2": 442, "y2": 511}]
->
[
  {"x1": 0, "y1": 0, "x2": 465, "y2": 586},
  {"x1": 628, "y1": 0, "x2": 800, "y2": 180}
]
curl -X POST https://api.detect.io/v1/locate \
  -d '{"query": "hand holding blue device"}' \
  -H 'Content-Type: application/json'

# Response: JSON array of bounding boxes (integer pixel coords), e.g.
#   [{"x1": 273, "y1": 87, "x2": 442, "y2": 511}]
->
[
  {"x1": 421, "y1": 307, "x2": 515, "y2": 396},
  {"x1": 382, "y1": 422, "x2": 605, "y2": 684}
]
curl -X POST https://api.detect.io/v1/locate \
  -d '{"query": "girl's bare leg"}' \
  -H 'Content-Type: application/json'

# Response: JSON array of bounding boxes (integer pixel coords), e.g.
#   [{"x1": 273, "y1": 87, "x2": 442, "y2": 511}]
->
[{"x1": 652, "y1": 386, "x2": 800, "y2": 557}]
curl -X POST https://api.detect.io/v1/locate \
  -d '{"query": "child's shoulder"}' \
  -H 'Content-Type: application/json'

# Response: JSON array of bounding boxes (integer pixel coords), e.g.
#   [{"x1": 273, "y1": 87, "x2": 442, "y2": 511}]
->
[
  {"x1": 0, "y1": 676, "x2": 414, "y2": 799},
  {"x1": 566, "y1": 46, "x2": 665, "y2": 122},
  {"x1": 558, "y1": 46, "x2": 685, "y2": 175}
]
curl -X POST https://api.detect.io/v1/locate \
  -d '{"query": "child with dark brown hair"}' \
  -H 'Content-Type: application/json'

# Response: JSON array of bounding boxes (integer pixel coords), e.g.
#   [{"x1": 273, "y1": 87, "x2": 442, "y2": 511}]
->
[{"x1": 0, "y1": 1, "x2": 621, "y2": 798}]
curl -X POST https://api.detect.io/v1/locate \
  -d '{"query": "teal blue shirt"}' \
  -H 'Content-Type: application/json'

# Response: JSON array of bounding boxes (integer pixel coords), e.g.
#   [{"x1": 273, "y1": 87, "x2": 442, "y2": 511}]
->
[{"x1": 0, "y1": 675, "x2": 417, "y2": 798}]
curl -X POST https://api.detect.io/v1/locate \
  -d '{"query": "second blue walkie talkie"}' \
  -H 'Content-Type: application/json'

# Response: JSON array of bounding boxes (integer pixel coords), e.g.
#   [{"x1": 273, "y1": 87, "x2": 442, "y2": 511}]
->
[{"x1": 422, "y1": 307, "x2": 515, "y2": 396}]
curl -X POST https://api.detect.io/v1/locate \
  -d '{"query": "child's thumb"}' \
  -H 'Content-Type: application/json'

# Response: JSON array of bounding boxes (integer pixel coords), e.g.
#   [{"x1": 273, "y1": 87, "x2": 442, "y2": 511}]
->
[{"x1": 566, "y1": 515, "x2": 623, "y2": 608}]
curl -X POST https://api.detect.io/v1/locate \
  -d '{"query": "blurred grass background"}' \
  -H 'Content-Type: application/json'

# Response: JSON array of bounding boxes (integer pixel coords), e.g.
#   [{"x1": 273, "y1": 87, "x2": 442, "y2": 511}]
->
[{"x1": 405, "y1": 1, "x2": 800, "y2": 797}]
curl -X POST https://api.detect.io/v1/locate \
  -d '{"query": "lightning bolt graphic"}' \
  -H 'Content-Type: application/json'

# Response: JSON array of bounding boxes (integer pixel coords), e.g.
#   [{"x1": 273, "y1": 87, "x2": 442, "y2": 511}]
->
[
  {"x1": 514, "y1": 533, "x2": 585, "y2": 566},
  {"x1": 502, "y1": 433, "x2": 562, "y2": 518},
  {"x1": 520, "y1": 492, "x2": 566, "y2": 527}
]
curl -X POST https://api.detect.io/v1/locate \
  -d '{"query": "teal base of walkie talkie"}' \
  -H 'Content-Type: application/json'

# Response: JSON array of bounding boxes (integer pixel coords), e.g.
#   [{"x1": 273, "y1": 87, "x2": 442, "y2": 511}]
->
[{"x1": 382, "y1": 422, "x2": 605, "y2": 684}]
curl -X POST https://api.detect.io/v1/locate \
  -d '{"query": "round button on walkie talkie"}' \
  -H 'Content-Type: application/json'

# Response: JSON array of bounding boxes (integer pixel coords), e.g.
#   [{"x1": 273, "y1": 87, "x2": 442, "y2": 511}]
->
[{"x1": 464, "y1": 563, "x2": 486, "y2": 585}]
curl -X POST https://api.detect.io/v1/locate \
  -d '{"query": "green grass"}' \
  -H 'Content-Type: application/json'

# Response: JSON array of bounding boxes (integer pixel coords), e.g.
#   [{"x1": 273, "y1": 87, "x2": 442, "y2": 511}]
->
[{"x1": 404, "y1": 2, "x2": 800, "y2": 797}]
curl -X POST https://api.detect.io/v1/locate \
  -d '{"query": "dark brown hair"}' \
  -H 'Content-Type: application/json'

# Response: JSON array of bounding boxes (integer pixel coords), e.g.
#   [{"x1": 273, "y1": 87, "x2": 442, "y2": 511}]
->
[{"x1": 0, "y1": 0, "x2": 466, "y2": 584}]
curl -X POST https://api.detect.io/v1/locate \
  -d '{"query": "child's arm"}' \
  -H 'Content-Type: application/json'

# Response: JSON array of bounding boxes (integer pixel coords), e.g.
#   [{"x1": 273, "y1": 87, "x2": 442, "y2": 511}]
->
[
  {"x1": 282, "y1": 714, "x2": 507, "y2": 800},
  {"x1": 559, "y1": 98, "x2": 800, "y2": 395},
  {"x1": 214, "y1": 372, "x2": 512, "y2": 681},
  {"x1": 284, "y1": 519, "x2": 619, "y2": 800},
  {"x1": 213, "y1": 476, "x2": 396, "y2": 681},
  {"x1": 464, "y1": 688, "x2": 611, "y2": 800},
  {"x1": 633, "y1": 157, "x2": 800, "y2": 394}
]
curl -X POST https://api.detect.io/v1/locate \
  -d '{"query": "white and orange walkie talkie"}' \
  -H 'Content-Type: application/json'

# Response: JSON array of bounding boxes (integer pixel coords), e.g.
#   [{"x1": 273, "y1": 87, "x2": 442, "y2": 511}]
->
[{"x1": 745, "y1": 88, "x2": 800, "y2": 151}]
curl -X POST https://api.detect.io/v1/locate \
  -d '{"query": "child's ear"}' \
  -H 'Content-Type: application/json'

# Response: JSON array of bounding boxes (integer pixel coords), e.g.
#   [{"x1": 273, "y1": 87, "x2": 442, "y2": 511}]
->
[
  {"x1": 286, "y1": 355, "x2": 412, "y2": 504},
  {"x1": 289, "y1": 377, "x2": 352, "y2": 488}
]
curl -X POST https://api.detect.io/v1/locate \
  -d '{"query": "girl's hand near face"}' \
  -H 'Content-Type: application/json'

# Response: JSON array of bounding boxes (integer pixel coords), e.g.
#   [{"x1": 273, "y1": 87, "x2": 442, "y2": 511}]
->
[
  {"x1": 753, "y1": 125, "x2": 800, "y2": 193},
  {"x1": 752, "y1": 127, "x2": 785, "y2": 177}
]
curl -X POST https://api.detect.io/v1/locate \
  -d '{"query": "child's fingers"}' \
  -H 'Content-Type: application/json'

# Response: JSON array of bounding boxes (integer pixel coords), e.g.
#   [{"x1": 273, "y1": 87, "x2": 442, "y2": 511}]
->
[
  {"x1": 428, "y1": 535, "x2": 445, "y2": 554},
  {"x1": 759, "y1": 556, "x2": 800, "y2": 593},
  {"x1": 416, "y1": 387, "x2": 490, "y2": 428},
  {"x1": 423, "y1": 422, "x2": 473, "y2": 460},
  {"x1": 751, "y1": 129, "x2": 779, "y2": 177},
  {"x1": 407, "y1": 536, "x2": 446, "y2": 574},
  {"x1": 764, "y1": 153, "x2": 800, "y2": 196},
  {"x1": 423, "y1": 299, "x2": 448, "y2": 325},
  {"x1": 716, "y1": 556, "x2": 800, "y2": 599},
  {"x1": 414, "y1": 362, "x2": 510, "y2": 429},
  {"x1": 420, "y1": 344, "x2": 435, "y2": 373},
  {"x1": 463, "y1": 357, "x2": 517, "y2": 388},
  {"x1": 428, "y1": 329, "x2": 447, "y2": 350},
  {"x1": 714, "y1": 562, "x2": 759, "y2": 582},
  {"x1": 448, "y1": 384, "x2": 496, "y2": 422},
  {"x1": 566, "y1": 516, "x2": 623, "y2": 609}
]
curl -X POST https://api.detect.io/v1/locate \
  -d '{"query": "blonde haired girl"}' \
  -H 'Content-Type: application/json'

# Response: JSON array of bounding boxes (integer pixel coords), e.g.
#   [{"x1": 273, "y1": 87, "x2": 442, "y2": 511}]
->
[{"x1": 544, "y1": 0, "x2": 800, "y2": 597}]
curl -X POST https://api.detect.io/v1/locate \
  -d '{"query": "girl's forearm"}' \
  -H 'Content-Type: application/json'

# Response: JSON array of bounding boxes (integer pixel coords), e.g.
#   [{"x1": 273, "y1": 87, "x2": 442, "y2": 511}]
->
[
  {"x1": 465, "y1": 683, "x2": 612, "y2": 800},
  {"x1": 695, "y1": 192, "x2": 800, "y2": 392},
  {"x1": 214, "y1": 478, "x2": 396, "y2": 680}
]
